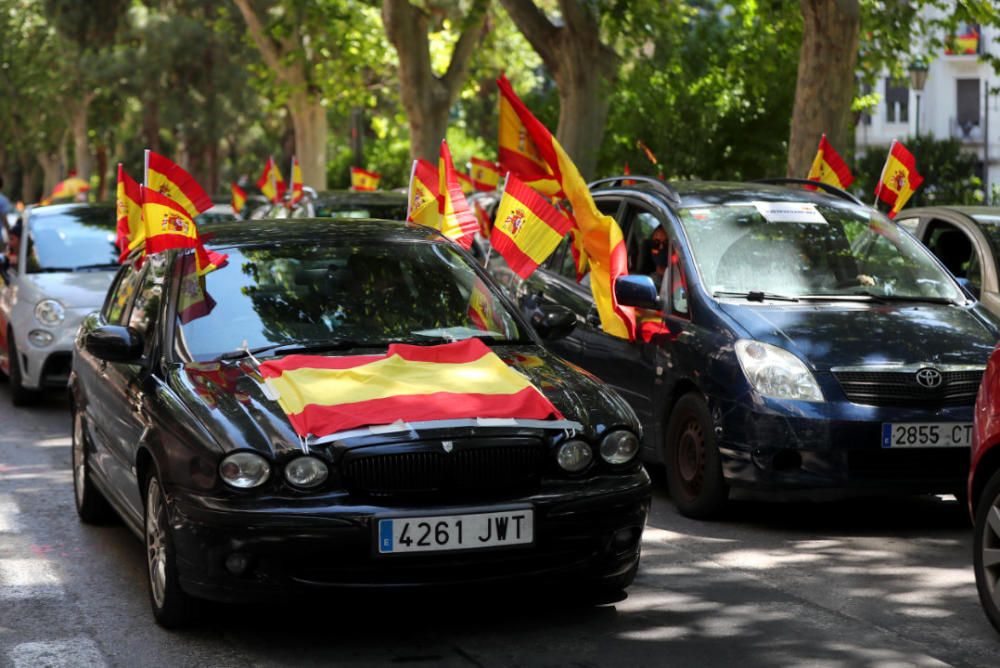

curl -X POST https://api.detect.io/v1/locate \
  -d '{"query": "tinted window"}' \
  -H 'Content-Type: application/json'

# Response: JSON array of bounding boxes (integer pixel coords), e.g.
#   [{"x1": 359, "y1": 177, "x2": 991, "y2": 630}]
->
[
  {"x1": 175, "y1": 240, "x2": 526, "y2": 361},
  {"x1": 128, "y1": 255, "x2": 167, "y2": 338},
  {"x1": 314, "y1": 202, "x2": 407, "y2": 220},
  {"x1": 104, "y1": 263, "x2": 146, "y2": 326},
  {"x1": 26, "y1": 207, "x2": 118, "y2": 273}
]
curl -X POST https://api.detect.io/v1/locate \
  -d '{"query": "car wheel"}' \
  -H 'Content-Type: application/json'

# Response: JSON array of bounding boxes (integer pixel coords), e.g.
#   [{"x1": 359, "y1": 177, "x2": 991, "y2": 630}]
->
[
  {"x1": 145, "y1": 473, "x2": 197, "y2": 629},
  {"x1": 71, "y1": 407, "x2": 113, "y2": 524},
  {"x1": 7, "y1": 332, "x2": 39, "y2": 406},
  {"x1": 973, "y1": 467, "x2": 1000, "y2": 633},
  {"x1": 664, "y1": 393, "x2": 728, "y2": 519}
]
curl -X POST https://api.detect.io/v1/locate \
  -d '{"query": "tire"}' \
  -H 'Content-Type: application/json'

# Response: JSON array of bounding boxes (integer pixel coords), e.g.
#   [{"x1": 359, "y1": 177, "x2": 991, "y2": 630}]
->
[
  {"x1": 664, "y1": 393, "x2": 728, "y2": 519},
  {"x1": 8, "y1": 332, "x2": 39, "y2": 406},
  {"x1": 71, "y1": 406, "x2": 113, "y2": 524},
  {"x1": 973, "y1": 467, "x2": 1000, "y2": 634},
  {"x1": 144, "y1": 473, "x2": 198, "y2": 629}
]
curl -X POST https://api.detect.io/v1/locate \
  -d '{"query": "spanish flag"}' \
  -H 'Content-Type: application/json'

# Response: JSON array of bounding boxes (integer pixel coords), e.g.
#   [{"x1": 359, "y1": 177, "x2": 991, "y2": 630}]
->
[
  {"x1": 141, "y1": 187, "x2": 227, "y2": 276},
  {"x1": 289, "y1": 156, "x2": 304, "y2": 204},
  {"x1": 807, "y1": 134, "x2": 854, "y2": 189},
  {"x1": 498, "y1": 74, "x2": 562, "y2": 196},
  {"x1": 490, "y1": 173, "x2": 573, "y2": 279},
  {"x1": 497, "y1": 75, "x2": 635, "y2": 340},
  {"x1": 116, "y1": 164, "x2": 144, "y2": 262},
  {"x1": 457, "y1": 170, "x2": 474, "y2": 194},
  {"x1": 230, "y1": 183, "x2": 247, "y2": 215},
  {"x1": 351, "y1": 167, "x2": 381, "y2": 191},
  {"x1": 406, "y1": 159, "x2": 440, "y2": 229},
  {"x1": 467, "y1": 276, "x2": 498, "y2": 332},
  {"x1": 257, "y1": 157, "x2": 285, "y2": 204},
  {"x1": 875, "y1": 140, "x2": 924, "y2": 219},
  {"x1": 470, "y1": 157, "x2": 501, "y2": 191},
  {"x1": 145, "y1": 150, "x2": 213, "y2": 219},
  {"x1": 177, "y1": 251, "x2": 216, "y2": 324},
  {"x1": 437, "y1": 140, "x2": 479, "y2": 249},
  {"x1": 473, "y1": 199, "x2": 492, "y2": 237},
  {"x1": 259, "y1": 338, "x2": 562, "y2": 439}
]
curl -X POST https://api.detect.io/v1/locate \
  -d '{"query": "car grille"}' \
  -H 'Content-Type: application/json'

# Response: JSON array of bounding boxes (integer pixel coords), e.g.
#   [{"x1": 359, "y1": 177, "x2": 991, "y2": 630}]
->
[
  {"x1": 832, "y1": 369, "x2": 983, "y2": 407},
  {"x1": 340, "y1": 438, "x2": 547, "y2": 498}
]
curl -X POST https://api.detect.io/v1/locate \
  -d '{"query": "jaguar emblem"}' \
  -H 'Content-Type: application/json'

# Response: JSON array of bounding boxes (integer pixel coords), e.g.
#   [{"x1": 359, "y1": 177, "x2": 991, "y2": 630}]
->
[{"x1": 442, "y1": 441, "x2": 454, "y2": 453}]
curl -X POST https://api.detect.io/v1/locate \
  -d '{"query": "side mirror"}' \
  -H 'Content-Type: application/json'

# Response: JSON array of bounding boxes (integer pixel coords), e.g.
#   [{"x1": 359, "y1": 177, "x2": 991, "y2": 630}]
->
[
  {"x1": 956, "y1": 277, "x2": 980, "y2": 300},
  {"x1": 530, "y1": 304, "x2": 577, "y2": 340},
  {"x1": 84, "y1": 325, "x2": 144, "y2": 363},
  {"x1": 615, "y1": 275, "x2": 662, "y2": 310}
]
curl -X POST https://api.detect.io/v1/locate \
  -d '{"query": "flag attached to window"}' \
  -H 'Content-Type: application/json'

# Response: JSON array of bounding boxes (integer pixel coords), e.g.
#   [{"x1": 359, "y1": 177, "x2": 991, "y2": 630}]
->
[
  {"x1": 259, "y1": 338, "x2": 563, "y2": 440},
  {"x1": 406, "y1": 159, "x2": 440, "y2": 229},
  {"x1": 231, "y1": 183, "x2": 247, "y2": 215},
  {"x1": 350, "y1": 167, "x2": 381, "y2": 192},
  {"x1": 141, "y1": 186, "x2": 227, "y2": 276},
  {"x1": 437, "y1": 140, "x2": 479, "y2": 249},
  {"x1": 145, "y1": 150, "x2": 213, "y2": 219},
  {"x1": 116, "y1": 164, "x2": 144, "y2": 262},
  {"x1": 289, "y1": 156, "x2": 304, "y2": 204},
  {"x1": 875, "y1": 140, "x2": 924, "y2": 219},
  {"x1": 470, "y1": 157, "x2": 501, "y2": 191},
  {"x1": 807, "y1": 134, "x2": 854, "y2": 190},
  {"x1": 490, "y1": 173, "x2": 573, "y2": 280},
  {"x1": 257, "y1": 157, "x2": 286, "y2": 204}
]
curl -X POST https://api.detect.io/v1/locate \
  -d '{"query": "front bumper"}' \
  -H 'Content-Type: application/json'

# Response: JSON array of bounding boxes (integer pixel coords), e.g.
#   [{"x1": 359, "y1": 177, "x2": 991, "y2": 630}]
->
[
  {"x1": 167, "y1": 471, "x2": 651, "y2": 602},
  {"x1": 713, "y1": 395, "x2": 971, "y2": 494}
]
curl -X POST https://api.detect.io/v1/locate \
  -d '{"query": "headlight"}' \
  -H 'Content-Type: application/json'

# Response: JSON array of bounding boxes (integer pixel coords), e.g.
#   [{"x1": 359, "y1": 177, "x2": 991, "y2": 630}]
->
[
  {"x1": 557, "y1": 440, "x2": 593, "y2": 472},
  {"x1": 219, "y1": 452, "x2": 271, "y2": 489},
  {"x1": 734, "y1": 339, "x2": 823, "y2": 402},
  {"x1": 35, "y1": 299, "x2": 65, "y2": 326},
  {"x1": 600, "y1": 430, "x2": 640, "y2": 464},
  {"x1": 284, "y1": 456, "x2": 328, "y2": 488}
]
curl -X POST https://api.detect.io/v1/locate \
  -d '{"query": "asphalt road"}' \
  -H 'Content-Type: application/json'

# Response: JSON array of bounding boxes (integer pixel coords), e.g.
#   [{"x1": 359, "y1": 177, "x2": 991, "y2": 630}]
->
[{"x1": 1, "y1": 385, "x2": 998, "y2": 667}]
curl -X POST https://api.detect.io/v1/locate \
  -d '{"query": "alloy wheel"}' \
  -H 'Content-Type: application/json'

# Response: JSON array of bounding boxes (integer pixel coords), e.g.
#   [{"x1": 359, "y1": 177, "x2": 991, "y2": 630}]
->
[
  {"x1": 72, "y1": 412, "x2": 86, "y2": 509},
  {"x1": 981, "y1": 495, "x2": 1000, "y2": 610},
  {"x1": 146, "y1": 479, "x2": 168, "y2": 609}
]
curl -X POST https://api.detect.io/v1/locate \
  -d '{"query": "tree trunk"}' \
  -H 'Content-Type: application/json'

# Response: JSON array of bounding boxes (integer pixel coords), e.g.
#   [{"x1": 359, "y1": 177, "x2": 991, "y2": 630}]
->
[
  {"x1": 68, "y1": 100, "x2": 92, "y2": 179},
  {"x1": 19, "y1": 156, "x2": 37, "y2": 204},
  {"x1": 38, "y1": 152, "x2": 63, "y2": 196},
  {"x1": 288, "y1": 91, "x2": 328, "y2": 190},
  {"x1": 406, "y1": 89, "x2": 450, "y2": 163},
  {"x1": 787, "y1": 0, "x2": 860, "y2": 178},
  {"x1": 143, "y1": 97, "x2": 161, "y2": 155},
  {"x1": 95, "y1": 143, "x2": 108, "y2": 200}
]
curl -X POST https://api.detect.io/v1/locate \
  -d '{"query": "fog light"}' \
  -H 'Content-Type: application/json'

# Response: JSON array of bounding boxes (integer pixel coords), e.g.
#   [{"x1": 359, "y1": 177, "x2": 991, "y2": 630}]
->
[
  {"x1": 284, "y1": 456, "x2": 328, "y2": 488},
  {"x1": 225, "y1": 552, "x2": 251, "y2": 575},
  {"x1": 28, "y1": 330, "x2": 54, "y2": 347},
  {"x1": 557, "y1": 440, "x2": 593, "y2": 472}
]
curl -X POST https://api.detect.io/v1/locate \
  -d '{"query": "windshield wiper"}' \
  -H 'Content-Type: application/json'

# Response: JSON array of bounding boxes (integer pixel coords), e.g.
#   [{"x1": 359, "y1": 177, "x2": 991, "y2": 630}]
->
[
  {"x1": 861, "y1": 293, "x2": 957, "y2": 305},
  {"x1": 217, "y1": 339, "x2": 369, "y2": 361},
  {"x1": 713, "y1": 290, "x2": 800, "y2": 303}
]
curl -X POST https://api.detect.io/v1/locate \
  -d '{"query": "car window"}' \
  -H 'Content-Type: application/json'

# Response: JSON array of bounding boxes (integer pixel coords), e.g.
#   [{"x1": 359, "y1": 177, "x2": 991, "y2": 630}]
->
[
  {"x1": 25, "y1": 207, "x2": 118, "y2": 273},
  {"x1": 925, "y1": 221, "x2": 979, "y2": 287},
  {"x1": 127, "y1": 254, "x2": 168, "y2": 340},
  {"x1": 104, "y1": 263, "x2": 147, "y2": 326},
  {"x1": 623, "y1": 208, "x2": 663, "y2": 274},
  {"x1": 668, "y1": 241, "x2": 689, "y2": 316}
]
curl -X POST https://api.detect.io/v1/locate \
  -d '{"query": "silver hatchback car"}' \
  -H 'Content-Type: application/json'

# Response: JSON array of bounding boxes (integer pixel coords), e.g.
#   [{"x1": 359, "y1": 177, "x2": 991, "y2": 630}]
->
[{"x1": 0, "y1": 203, "x2": 118, "y2": 405}]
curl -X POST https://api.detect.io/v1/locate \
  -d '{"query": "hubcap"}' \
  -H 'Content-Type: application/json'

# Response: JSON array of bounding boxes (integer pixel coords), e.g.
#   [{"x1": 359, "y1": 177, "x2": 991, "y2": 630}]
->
[
  {"x1": 146, "y1": 479, "x2": 168, "y2": 609},
  {"x1": 676, "y1": 419, "x2": 705, "y2": 498},
  {"x1": 982, "y1": 493, "x2": 1000, "y2": 610},
  {"x1": 72, "y1": 413, "x2": 85, "y2": 508}
]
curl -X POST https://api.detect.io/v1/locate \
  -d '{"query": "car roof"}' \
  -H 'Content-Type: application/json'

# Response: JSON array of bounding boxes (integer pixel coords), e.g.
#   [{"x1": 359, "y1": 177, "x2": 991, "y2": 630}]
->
[
  {"x1": 902, "y1": 205, "x2": 1000, "y2": 217},
  {"x1": 202, "y1": 218, "x2": 443, "y2": 249}
]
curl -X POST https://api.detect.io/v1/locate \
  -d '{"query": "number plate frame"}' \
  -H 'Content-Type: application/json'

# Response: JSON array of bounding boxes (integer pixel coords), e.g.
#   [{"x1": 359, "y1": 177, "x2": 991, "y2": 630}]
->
[
  {"x1": 375, "y1": 508, "x2": 534, "y2": 556},
  {"x1": 880, "y1": 422, "x2": 973, "y2": 448}
]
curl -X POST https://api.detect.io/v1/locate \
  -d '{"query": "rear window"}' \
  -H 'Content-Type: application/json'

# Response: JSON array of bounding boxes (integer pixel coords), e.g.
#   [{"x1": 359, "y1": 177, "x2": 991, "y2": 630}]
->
[{"x1": 26, "y1": 207, "x2": 118, "y2": 273}]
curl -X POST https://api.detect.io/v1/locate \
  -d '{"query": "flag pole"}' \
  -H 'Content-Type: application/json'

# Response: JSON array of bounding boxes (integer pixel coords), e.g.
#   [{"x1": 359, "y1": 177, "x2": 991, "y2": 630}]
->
[
  {"x1": 873, "y1": 139, "x2": 896, "y2": 208},
  {"x1": 288, "y1": 155, "x2": 295, "y2": 209},
  {"x1": 143, "y1": 149, "x2": 150, "y2": 187},
  {"x1": 405, "y1": 160, "x2": 418, "y2": 221}
]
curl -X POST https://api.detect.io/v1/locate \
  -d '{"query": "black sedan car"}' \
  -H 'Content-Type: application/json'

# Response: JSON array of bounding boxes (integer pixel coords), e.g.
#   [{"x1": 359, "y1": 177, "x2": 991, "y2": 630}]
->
[{"x1": 70, "y1": 219, "x2": 650, "y2": 627}]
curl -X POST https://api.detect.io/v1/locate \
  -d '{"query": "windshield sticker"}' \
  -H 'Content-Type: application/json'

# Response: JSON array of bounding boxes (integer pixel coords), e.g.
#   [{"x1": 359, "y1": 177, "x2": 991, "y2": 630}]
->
[{"x1": 752, "y1": 201, "x2": 827, "y2": 224}]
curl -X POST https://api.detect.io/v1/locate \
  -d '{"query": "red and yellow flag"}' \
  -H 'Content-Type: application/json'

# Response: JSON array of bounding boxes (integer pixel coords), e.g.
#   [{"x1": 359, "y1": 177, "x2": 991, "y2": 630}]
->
[
  {"x1": 259, "y1": 338, "x2": 563, "y2": 439},
  {"x1": 457, "y1": 170, "x2": 474, "y2": 194},
  {"x1": 230, "y1": 183, "x2": 247, "y2": 215},
  {"x1": 498, "y1": 75, "x2": 562, "y2": 197},
  {"x1": 437, "y1": 140, "x2": 479, "y2": 249},
  {"x1": 289, "y1": 156, "x2": 304, "y2": 204},
  {"x1": 470, "y1": 157, "x2": 501, "y2": 191},
  {"x1": 807, "y1": 134, "x2": 854, "y2": 189},
  {"x1": 473, "y1": 199, "x2": 492, "y2": 237},
  {"x1": 177, "y1": 251, "x2": 216, "y2": 324},
  {"x1": 257, "y1": 157, "x2": 286, "y2": 204},
  {"x1": 467, "y1": 276, "x2": 499, "y2": 332},
  {"x1": 497, "y1": 75, "x2": 635, "y2": 340},
  {"x1": 490, "y1": 173, "x2": 573, "y2": 279},
  {"x1": 141, "y1": 187, "x2": 227, "y2": 276},
  {"x1": 116, "y1": 164, "x2": 144, "y2": 262},
  {"x1": 875, "y1": 140, "x2": 924, "y2": 219},
  {"x1": 146, "y1": 150, "x2": 213, "y2": 219},
  {"x1": 351, "y1": 167, "x2": 381, "y2": 191},
  {"x1": 406, "y1": 159, "x2": 440, "y2": 229}
]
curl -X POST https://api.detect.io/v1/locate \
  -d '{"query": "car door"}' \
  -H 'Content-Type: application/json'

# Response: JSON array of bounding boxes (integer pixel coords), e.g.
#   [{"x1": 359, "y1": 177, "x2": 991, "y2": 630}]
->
[{"x1": 920, "y1": 217, "x2": 999, "y2": 310}]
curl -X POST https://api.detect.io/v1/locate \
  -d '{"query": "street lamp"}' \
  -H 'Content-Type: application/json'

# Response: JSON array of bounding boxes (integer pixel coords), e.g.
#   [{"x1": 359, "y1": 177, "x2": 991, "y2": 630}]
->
[{"x1": 909, "y1": 59, "x2": 930, "y2": 137}]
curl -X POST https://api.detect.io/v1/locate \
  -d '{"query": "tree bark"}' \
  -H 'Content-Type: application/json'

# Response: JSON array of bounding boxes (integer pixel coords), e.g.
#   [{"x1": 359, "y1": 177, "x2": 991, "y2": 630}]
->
[
  {"x1": 233, "y1": 0, "x2": 327, "y2": 189},
  {"x1": 787, "y1": 0, "x2": 860, "y2": 178},
  {"x1": 95, "y1": 143, "x2": 108, "y2": 200},
  {"x1": 67, "y1": 94, "x2": 94, "y2": 179},
  {"x1": 18, "y1": 155, "x2": 37, "y2": 204},
  {"x1": 383, "y1": 0, "x2": 489, "y2": 163},
  {"x1": 143, "y1": 97, "x2": 161, "y2": 155},
  {"x1": 499, "y1": 0, "x2": 619, "y2": 179}
]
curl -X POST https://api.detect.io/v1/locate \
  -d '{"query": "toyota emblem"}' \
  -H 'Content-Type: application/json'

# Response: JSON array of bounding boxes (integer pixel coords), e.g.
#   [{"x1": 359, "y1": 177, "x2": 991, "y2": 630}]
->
[{"x1": 915, "y1": 367, "x2": 943, "y2": 389}]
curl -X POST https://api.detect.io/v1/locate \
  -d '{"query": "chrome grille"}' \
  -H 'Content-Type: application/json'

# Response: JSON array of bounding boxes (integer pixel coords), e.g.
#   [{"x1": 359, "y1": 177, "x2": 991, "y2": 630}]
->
[{"x1": 833, "y1": 368, "x2": 983, "y2": 407}]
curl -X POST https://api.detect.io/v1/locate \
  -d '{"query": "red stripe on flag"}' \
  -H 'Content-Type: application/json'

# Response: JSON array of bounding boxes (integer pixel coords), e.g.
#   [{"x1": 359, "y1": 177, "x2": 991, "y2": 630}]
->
[
  {"x1": 259, "y1": 353, "x2": 385, "y2": 378},
  {"x1": 490, "y1": 226, "x2": 541, "y2": 279},
  {"x1": 387, "y1": 338, "x2": 492, "y2": 364}
]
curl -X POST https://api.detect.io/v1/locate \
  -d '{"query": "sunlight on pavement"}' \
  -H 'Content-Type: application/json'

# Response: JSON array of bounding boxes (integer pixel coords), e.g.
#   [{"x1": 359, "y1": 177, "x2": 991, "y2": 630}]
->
[
  {"x1": 8, "y1": 638, "x2": 106, "y2": 668},
  {"x1": 0, "y1": 559, "x2": 64, "y2": 600}
]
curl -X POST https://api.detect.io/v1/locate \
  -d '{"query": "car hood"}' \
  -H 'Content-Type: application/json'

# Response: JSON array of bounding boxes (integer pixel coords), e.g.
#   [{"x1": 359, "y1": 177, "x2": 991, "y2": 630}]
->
[
  {"x1": 168, "y1": 345, "x2": 638, "y2": 457},
  {"x1": 20, "y1": 270, "x2": 116, "y2": 310},
  {"x1": 720, "y1": 302, "x2": 998, "y2": 370}
]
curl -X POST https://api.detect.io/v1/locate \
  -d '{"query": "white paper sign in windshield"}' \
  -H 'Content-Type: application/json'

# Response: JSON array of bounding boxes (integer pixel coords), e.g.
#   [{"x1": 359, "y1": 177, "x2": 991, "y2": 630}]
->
[{"x1": 752, "y1": 201, "x2": 827, "y2": 224}]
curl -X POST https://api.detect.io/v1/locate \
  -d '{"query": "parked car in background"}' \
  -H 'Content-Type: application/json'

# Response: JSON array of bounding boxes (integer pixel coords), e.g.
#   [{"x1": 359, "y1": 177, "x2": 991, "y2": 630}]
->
[
  {"x1": 196, "y1": 201, "x2": 239, "y2": 225},
  {"x1": 491, "y1": 176, "x2": 1000, "y2": 518},
  {"x1": 0, "y1": 203, "x2": 118, "y2": 405},
  {"x1": 971, "y1": 342, "x2": 1000, "y2": 634},
  {"x1": 71, "y1": 218, "x2": 650, "y2": 627},
  {"x1": 896, "y1": 207, "x2": 1000, "y2": 316},
  {"x1": 259, "y1": 189, "x2": 408, "y2": 221}
]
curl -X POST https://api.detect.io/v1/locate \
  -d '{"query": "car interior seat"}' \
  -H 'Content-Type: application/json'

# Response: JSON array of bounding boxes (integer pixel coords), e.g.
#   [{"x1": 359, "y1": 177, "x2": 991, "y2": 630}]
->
[{"x1": 931, "y1": 228, "x2": 973, "y2": 278}]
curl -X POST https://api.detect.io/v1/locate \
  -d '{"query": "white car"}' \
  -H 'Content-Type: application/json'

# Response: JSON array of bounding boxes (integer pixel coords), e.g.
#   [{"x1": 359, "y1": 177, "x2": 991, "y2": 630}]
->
[{"x1": 0, "y1": 203, "x2": 118, "y2": 405}]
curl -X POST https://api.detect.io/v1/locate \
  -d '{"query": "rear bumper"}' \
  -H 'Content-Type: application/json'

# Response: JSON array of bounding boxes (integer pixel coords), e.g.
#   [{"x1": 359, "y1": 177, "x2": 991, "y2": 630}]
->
[{"x1": 167, "y1": 471, "x2": 651, "y2": 602}]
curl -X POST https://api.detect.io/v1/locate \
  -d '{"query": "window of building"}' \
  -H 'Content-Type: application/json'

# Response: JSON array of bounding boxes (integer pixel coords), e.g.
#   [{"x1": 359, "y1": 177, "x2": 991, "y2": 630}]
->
[
  {"x1": 885, "y1": 78, "x2": 909, "y2": 123},
  {"x1": 956, "y1": 78, "x2": 981, "y2": 138}
]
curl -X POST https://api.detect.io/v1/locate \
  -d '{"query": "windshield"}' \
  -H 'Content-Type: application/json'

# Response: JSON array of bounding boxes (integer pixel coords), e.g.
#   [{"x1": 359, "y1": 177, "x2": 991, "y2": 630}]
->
[
  {"x1": 678, "y1": 201, "x2": 962, "y2": 302},
  {"x1": 174, "y1": 240, "x2": 526, "y2": 361},
  {"x1": 26, "y1": 207, "x2": 118, "y2": 273}
]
